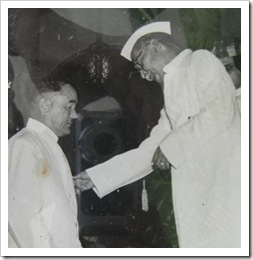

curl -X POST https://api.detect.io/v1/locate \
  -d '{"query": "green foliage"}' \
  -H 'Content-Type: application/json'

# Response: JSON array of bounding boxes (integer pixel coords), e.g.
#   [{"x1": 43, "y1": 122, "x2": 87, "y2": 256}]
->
[
  {"x1": 128, "y1": 8, "x2": 166, "y2": 28},
  {"x1": 179, "y1": 8, "x2": 222, "y2": 50},
  {"x1": 146, "y1": 168, "x2": 179, "y2": 248},
  {"x1": 179, "y1": 8, "x2": 241, "y2": 51},
  {"x1": 128, "y1": 8, "x2": 240, "y2": 52}
]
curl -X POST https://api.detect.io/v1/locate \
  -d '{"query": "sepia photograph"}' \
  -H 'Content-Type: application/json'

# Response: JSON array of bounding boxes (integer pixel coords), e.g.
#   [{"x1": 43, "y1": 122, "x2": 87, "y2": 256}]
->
[{"x1": 1, "y1": 0, "x2": 249, "y2": 257}]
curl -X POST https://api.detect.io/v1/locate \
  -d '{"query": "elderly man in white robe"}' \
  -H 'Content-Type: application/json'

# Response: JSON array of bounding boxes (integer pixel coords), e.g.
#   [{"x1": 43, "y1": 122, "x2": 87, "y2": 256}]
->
[
  {"x1": 74, "y1": 22, "x2": 241, "y2": 248},
  {"x1": 8, "y1": 81, "x2": 82, "y2": 248}
]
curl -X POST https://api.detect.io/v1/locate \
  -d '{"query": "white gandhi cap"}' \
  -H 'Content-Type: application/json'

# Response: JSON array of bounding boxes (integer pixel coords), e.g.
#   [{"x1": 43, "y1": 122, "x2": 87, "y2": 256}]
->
[{"x1": 120, "y1": 21, "x2": 171, "y2": 61}]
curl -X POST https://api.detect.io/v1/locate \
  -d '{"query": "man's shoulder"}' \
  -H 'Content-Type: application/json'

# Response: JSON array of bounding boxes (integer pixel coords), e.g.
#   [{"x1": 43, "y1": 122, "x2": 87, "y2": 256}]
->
[
  {"x1": 9, "y1": 128, "x2": 41, "y2": 149},
  {"x1": 190, "y1": 49, "x2": 218, "y2": 73},
  {"x1": 191, "y1": 49, "x2": 215, "y2": 61}
]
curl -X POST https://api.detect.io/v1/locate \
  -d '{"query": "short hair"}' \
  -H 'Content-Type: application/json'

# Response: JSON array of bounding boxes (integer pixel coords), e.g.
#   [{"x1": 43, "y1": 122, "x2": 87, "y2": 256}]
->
[
  {"x1": 35, "y1": 79, "x2": 62, "y2": 94},
  {"x1": 32, "y1": 80, "x2": 73, "y2": 106},
  {"x1": 30, "y1": 80, "x2": 73, "y2": 117}
]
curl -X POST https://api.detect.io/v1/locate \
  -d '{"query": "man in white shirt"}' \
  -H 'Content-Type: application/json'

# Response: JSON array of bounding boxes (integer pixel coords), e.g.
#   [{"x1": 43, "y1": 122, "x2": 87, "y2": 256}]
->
[
  {"x1": 8, "y1": 81, "x2": 82, "y2": 248},
  {"x1": 74, "y1": 22, "x2": 241, "y2": 248}
]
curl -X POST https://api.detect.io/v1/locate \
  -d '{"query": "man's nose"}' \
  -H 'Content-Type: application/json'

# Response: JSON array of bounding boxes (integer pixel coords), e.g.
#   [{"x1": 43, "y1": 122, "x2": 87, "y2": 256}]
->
[
  {"x1": 145, "y1": 73, "x2": 154, "y2": 81},
  {"x1": 140, "y1": 70, "x2": 154, "y2": 81},
  {"x1": 140, "y1": 70, "x2": 146, "y2": 79},
  {"x1": 70, "y1": 109, "x2": 78, "y2": 119}
]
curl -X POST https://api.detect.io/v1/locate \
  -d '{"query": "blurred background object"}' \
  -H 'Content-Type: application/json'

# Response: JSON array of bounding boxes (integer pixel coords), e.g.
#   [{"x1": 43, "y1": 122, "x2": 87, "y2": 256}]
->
[
  {"x1": 8, "y1": 57, "x2": 24, "y2": 139},
  {"x1": 211, "y1": 37, "x2": 241, "y2": 89}
]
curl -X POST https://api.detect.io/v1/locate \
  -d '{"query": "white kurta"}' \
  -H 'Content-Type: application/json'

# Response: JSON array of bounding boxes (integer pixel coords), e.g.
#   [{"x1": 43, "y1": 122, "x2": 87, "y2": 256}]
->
[
  {"x1": 87, "y1": 49, "x2": 241, "y2": 248},
  {"x1": 8, "y1": 118, "x2": 82, "y2": 248}
]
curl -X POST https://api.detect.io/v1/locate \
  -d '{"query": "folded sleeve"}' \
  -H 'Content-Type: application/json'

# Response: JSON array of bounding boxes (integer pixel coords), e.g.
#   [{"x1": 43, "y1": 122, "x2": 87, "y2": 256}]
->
[
  {"x1": 159, "y1": 50, "x2": 238, "y2": 168},
  {"x1": 87, "y1": 108, "x2": 171, "y2": 198}
]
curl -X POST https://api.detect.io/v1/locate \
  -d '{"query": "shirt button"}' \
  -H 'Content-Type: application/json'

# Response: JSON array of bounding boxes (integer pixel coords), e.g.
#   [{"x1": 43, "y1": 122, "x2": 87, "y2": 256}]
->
[{"x1": 188, "y1": 116, "x2": 191, "y2": 120}]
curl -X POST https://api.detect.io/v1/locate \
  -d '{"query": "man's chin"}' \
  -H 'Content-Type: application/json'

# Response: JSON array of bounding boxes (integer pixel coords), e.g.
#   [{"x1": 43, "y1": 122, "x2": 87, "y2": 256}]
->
[
  {"x1": 59, "y1": 128, "x2": 71, "y2": 137},
  {"x1": 65, "y1": 128, "x2": 71, "y2": 135}
]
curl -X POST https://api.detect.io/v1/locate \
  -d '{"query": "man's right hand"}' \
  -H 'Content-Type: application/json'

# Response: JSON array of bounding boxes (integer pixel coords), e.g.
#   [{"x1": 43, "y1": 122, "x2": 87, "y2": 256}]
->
[{"x1": 73, "y1": 171, "x2": 95, "y2": 194}]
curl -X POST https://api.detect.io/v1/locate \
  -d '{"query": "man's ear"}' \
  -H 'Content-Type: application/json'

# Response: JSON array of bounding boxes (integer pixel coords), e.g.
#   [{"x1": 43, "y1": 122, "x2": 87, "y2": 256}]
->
[
  {"x1": 149, "y1": 39, "x2": 161, "y2": 53},
  {"x1": 39, "y1": 98, "x2": 51, "y2": 114}
]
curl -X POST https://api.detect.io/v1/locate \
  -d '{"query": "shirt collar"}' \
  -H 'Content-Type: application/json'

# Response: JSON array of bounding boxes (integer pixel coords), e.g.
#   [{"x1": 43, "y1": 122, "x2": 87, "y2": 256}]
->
[
  {"x1": 163, "y1": 49, "x2": 192, "y2": 73},
  {"x1": 27, "y1": 118, "x2": 59, "y2": 143}
]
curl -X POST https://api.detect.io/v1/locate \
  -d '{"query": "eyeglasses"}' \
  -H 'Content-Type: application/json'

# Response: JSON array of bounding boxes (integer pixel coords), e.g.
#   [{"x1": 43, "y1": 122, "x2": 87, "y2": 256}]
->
[{"x1": 133, "y1": 41, "x2": 150, "y2": 72}]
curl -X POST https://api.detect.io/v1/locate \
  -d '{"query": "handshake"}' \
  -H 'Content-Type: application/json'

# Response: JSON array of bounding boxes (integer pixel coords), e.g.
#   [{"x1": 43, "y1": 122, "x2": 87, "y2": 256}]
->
[
  {"x1": 73, "y1": 171, "x2": 95, "y2": 194},
  {"x1": 73, "y1": 147, "x2": 170, "y2": 194}
]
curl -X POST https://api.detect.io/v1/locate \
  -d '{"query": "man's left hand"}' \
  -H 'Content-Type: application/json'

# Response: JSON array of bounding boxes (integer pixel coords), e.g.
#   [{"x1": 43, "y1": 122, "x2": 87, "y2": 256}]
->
[{"x1": 152, "y1": 147, "x2": 171, "y2": 170}]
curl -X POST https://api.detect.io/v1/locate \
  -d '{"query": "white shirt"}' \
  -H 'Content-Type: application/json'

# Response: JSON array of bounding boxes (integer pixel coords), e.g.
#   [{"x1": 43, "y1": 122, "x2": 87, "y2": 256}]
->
[
  {"x1": 87, "y1": 49, "x2": 241, "y2": 247},
  {"x1": 160, "y1": 49, "x2": 241, "y2": 247},
  {"x1": 9, "y1": 118, "x2": 82, "y2": 248}
]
